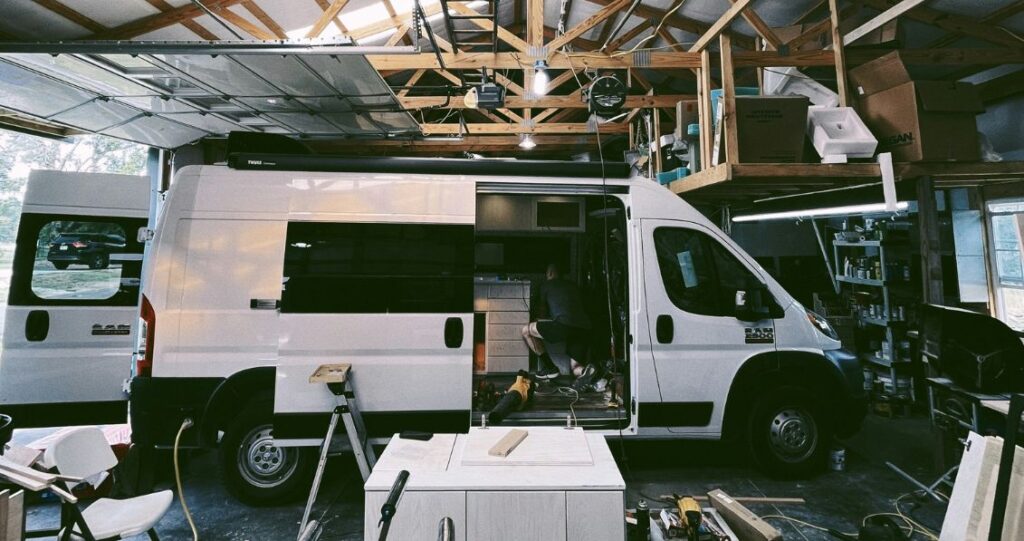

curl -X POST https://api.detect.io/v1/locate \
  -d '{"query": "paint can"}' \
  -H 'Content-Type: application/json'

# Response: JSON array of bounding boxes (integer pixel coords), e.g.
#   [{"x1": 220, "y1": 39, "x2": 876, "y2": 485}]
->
[{"x1": 830, "y1": 447, "x2": 846, "y2": 472}]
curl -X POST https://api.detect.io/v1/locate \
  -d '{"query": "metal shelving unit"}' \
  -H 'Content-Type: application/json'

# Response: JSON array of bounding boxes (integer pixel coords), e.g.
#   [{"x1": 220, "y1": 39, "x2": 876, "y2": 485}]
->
[{"x1": 833, "y1": 232, "x2": 918, "y2": 405}]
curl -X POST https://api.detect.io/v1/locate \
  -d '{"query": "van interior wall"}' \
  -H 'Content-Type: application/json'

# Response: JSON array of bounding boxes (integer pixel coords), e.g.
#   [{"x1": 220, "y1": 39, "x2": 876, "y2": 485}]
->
[{"x1": 472, "y1": 194, "x2": 629, "y2": 423}]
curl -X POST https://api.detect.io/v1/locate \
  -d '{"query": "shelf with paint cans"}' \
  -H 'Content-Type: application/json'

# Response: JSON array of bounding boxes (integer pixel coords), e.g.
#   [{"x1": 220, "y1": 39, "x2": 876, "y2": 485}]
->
[{"x1": 831, "y1": 217, "x2": 921, "y2": 407}]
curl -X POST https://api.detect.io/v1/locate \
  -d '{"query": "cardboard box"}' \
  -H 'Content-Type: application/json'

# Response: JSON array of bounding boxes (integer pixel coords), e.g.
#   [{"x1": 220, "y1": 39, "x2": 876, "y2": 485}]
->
[
  {"x1": 774, "y1": 24, "x2": 826, "y2": 51},
  {"x1": 849, "y1": 51, "x2": 984, "y2": 162},
  {"x1": 713, "y1": 96, "x2": 809, "y2": 164}
]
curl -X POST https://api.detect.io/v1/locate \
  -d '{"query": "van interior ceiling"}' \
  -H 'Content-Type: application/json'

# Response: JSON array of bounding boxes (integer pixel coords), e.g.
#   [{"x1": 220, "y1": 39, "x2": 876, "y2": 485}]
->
[{"x1": 471, "y1": 193, "x2": 629, "y2": 429}]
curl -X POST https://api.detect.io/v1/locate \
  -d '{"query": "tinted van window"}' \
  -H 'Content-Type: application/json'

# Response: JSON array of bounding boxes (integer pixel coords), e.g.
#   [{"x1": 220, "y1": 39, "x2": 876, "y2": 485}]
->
[{"x1": 282, "y1": 222, "x2": 474, "y2": 313}]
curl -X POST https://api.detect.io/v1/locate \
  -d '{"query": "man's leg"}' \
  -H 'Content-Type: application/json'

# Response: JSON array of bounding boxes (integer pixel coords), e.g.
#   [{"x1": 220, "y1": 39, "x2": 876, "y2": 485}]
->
[{"x1": 523, "y1": 322, "x2": 559, "y2": 380}]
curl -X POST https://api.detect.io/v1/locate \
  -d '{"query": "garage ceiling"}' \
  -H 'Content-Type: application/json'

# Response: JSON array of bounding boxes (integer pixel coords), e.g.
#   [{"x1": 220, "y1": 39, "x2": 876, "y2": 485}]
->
[{"x1": 0, "y1": 0, "x2": 1023, "y2": 155}]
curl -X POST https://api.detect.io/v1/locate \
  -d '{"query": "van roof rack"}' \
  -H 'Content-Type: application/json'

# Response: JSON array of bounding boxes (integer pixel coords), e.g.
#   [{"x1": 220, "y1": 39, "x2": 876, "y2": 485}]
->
[{"x1": 226, "y1": 153, "x2": 632, "y2": 179}]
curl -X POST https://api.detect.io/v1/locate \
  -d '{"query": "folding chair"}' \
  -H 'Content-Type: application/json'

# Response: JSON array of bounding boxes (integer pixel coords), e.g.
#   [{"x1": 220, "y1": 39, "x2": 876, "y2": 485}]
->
[{"x1": 40, "y1": 427, "x2": 173, "y2": 541}]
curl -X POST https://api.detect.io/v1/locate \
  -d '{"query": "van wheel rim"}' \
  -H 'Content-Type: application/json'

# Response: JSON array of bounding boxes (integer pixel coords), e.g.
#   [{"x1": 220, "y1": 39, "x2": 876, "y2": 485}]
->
[
  {"x1": 238, "y1": 425, "x2": 298, "y2": 488},
  {"x1": 768, "y1": 408, "x2": 817, "y2": 463}
]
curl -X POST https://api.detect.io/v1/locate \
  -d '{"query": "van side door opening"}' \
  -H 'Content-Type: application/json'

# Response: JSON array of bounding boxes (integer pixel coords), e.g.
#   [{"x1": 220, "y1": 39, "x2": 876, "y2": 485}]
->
[{"x1": 470, "y1": 193, "x2": 630, "y2": 429}]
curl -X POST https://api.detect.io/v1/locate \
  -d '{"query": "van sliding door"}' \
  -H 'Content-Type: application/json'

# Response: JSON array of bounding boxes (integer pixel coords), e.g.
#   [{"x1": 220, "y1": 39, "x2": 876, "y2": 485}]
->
[{"x1": 274, "y1": 179, "x2": 475, "y2": 441}]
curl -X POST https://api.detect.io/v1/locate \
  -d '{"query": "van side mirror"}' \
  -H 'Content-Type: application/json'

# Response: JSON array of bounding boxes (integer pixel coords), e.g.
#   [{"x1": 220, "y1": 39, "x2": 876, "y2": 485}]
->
[{"x1": 735, "y1": 285, "x2": 771, "y2": 322}]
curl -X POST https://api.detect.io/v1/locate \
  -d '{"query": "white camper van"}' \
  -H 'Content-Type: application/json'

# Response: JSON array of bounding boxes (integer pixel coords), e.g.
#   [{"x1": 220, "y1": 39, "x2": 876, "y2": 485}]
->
[
  {"x1": 125, "y1": 156, "x2": 866, "y2": 505},
  {"x1": 0, "y1": 170, "x2": 148, "y2": 427}
]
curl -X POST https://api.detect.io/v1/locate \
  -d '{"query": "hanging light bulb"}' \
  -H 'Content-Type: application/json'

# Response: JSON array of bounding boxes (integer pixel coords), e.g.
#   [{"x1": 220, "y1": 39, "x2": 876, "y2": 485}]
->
[
  {"x1": 532, "y1": 59, "x2": 549, "y2": 96},
  {"x1": 518, "y1": 133, "x2": 537, "y2": 149}
]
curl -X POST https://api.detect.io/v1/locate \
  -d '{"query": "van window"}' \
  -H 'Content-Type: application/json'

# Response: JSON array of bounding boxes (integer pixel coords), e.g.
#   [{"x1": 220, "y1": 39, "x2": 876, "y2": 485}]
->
[
  {"x1": 282, "y1": 222, "x2": 474, "y2": 313},
  {"x1": 653, "y1": 227, "x2": 759, "y2": 317},
  {"x1": 9, "y1": 213, "x2": 145, "y2": 307}
]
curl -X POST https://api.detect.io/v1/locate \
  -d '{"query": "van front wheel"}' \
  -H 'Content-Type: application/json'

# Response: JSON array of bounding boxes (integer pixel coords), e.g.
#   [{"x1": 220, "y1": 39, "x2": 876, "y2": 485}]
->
[
  {"x1": 221, "y1": 401, "x2": 315, "y2": 506},
  {"x1": 748, "y1": 387, "x2": 829, "y2": 478}
]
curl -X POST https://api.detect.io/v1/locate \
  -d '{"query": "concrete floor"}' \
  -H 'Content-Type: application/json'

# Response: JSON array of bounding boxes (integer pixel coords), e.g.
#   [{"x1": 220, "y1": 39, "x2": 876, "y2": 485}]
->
[{"x1": 23, "y1": 413, "x2": 950, "y2": 540}]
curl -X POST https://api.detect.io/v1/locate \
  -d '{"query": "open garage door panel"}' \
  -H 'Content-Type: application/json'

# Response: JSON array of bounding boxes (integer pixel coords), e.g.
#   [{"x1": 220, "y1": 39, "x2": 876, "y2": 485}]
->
[{"x1": 0, "y1": 46, "x2": 420, "y2": 147}]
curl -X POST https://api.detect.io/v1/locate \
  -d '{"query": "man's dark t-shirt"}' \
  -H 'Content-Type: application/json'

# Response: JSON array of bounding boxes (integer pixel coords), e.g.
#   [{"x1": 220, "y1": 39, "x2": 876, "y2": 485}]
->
[{"x1": 538, "y1": 278, "x2": 592, "y2": 330}]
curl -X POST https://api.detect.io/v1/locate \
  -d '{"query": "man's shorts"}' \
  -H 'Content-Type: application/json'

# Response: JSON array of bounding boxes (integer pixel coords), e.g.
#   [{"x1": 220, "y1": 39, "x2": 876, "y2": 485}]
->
[{"x1": 535, "y1": 320, "x2": 590, "y2": 362}]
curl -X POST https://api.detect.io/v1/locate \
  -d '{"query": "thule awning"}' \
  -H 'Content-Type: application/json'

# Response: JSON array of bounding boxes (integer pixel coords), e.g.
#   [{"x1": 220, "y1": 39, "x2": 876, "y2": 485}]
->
[{"x1": 0, "y1": 39, "x2": 421, "y2": 148}]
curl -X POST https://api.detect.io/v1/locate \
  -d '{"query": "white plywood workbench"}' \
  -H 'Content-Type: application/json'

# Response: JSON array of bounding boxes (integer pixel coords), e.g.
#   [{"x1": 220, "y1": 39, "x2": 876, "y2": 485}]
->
[{"x1": 364, "y1": 427, "x2": 625, "y2": 541}]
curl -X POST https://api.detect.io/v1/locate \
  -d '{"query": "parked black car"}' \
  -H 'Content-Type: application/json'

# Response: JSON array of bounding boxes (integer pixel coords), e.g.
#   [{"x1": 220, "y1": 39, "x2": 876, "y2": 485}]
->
[{"x1": 46, "y1": 233, "x2": 126, "y2": 270}]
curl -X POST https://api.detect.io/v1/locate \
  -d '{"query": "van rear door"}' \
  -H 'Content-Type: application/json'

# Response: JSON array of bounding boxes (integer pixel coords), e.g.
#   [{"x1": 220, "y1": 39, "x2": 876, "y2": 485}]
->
[
  {"x1": 0, "y1": 171, "x2": 148, "y2": 427},
  {"x1": 273, "y1": 177, "x2": 476, "y2": 440}
]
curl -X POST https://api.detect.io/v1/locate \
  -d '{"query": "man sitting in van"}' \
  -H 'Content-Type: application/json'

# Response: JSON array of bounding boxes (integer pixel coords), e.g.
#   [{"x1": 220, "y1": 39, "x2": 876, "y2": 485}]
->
[{"x1": 522, "y1": 263, "x2": 594, "y2": 384}]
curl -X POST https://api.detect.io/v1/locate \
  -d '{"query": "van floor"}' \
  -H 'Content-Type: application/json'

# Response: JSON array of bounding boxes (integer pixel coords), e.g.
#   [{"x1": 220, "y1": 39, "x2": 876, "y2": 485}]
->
[{"x1": 472, "y1": 373, "x2": 626, "y2": 422}]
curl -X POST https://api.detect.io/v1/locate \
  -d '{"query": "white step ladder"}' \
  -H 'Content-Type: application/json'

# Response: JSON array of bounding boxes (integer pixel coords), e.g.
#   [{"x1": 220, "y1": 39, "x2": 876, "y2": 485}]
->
[{"x1": 298, "y1": 363, "x2": 377, "y2": 541}]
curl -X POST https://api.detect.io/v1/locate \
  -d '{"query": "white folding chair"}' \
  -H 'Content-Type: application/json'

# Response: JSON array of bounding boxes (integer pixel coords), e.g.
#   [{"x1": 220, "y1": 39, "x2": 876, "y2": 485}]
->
[{"x1": 42, "y1": 427, "x2": 173, "y2": 541}]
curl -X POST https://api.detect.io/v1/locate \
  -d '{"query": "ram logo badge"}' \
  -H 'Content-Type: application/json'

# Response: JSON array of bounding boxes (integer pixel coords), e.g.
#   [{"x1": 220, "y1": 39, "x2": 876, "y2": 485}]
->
[
  {"x1": 92, "y1": 324, "x2": 130, "y2": 336},
  {"x1": 745, "y1": 327, "x2": 774, "y2": 344}
]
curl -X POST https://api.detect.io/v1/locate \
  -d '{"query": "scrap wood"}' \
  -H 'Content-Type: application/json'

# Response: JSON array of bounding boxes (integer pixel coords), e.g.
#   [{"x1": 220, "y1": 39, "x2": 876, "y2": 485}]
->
[{"x1": 659, "y1": 494, "x2": 806, "y2": 505}]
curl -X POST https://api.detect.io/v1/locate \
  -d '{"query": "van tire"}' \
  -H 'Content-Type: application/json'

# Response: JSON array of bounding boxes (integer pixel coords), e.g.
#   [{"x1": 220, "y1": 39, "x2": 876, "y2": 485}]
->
[
  {"x1": 221, "y1": 400, "x2": 315, "y2": 506},
  {"x1": 747, "y1": 386, "x2": 829, "y2": 478},
  {"x1": 88, "y1": 254, "x2": 109, "y2": 270},
  {"x1": 52, "y1": 262, "x2": 69, "y2": 270}
]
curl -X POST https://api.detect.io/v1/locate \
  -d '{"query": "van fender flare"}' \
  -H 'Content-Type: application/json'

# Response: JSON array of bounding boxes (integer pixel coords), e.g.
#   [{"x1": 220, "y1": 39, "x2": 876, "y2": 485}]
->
[
  {"x1": 199, "y1": 367, "x2": 275, "y2": 447},
  {"x1": 720, "y1": 350, "x2": 848, "y2": 441}
]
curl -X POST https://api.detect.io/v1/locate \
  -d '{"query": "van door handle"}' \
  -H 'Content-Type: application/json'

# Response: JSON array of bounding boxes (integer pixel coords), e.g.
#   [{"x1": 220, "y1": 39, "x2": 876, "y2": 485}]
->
[
  {"x1": 444, "y1": 317, "x2": 464, "y2": 349},
  {"x1": 26, "y1": 310, "x2": 49, "y2": 342},
  {"x1": 250, "y1": 299, "x2": 280, "y2": 310},
  {"x1": 656, "y1": 314, "x2": 673, "y2": 344}
]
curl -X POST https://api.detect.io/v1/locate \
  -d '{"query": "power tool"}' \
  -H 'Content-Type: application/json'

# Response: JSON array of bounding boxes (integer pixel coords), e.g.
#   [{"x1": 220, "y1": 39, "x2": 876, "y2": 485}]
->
[
  {"x1": 487, "y1": 370, "x2": 534, "y2": 424},
  {"x1": 675, "y1": 495, "x2": 702, "y2": 541}
]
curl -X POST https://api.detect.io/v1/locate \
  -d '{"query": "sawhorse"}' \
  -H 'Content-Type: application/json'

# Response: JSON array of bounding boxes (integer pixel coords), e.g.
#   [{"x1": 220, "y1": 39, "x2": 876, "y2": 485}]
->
[{"x1": 298, "y1": 363, "x2": 377, "y2": 541}]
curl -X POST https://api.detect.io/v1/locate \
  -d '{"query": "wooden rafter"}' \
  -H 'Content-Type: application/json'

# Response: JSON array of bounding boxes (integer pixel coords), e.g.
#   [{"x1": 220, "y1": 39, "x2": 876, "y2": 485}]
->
[
  {"x1": 241, "y1": 0, "x2": 287, "y2": 38},
  {"x1": 143, "y1": 0, "x2": 219, "y2": 40},
  {"x1": 308, "y1": 0, "x2": 351, "y2": 38},
  {"x1": 729, "y1": 0, "x2": 782, "y2": 50},
  {"x1": 92, "y1": 0, "x2": 245, "y2": 39},
  {"x1": 977, "y1": 68, "x2": 1024, "y2": 103},
  {"x1": 385, "y1": 23, "x2": 411, "y2": 47},
  {"x1": 422, "y1": 122, "x2": 628, "y2": 135},
  {"x1": 31, "y1": 0, "x2": 106, "y2": 34},
  {"x1": 844, "y1": 0, "x2": 926, "y2": 46},
  {"x1": 397, "y1": 69, "x2": 427, "y2": 97},
  {"x1": 857, "y1": 0, "x2": 1024, "y2": 49},
  {"x1": 689, "y1": 0, "x2": 753, "y2": 53},
  {"x1": 368, "y1": 50, "x2": 845, "y2": 70},
  {"x1": 449, "y1": 2, "x2": 529, "y2": 52},
  {"x1": 548, "y1": 0, "x2": 630, "y2": 52},
  {"x1": 214, "y1": 6, "x2": 276, "y2": 40},
  {"x1": 828, "y1": 0, "x2": 849, "y2": 106},
  {"x1": 607, "y1": 20, "x2": 653, "y2": 51},
  {"x1": 587, "y1": 0, "x2": 755, "y2": 50},
  {"x1": 927, "y1": 0, "x2": 1024, "y2": 49}
]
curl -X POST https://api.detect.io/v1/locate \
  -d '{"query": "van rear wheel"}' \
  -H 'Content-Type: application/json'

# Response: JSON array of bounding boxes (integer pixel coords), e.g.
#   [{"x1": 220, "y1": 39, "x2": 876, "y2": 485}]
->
[
  {"x1": 748, "y1": 386, "x2": 829, "y2": 478},
  {"x1": 88, "y1": 254, "x2": 108, "y2": 269},
  {"x1": 221, "y1": 400, "x2": 315, "y2": 506}
]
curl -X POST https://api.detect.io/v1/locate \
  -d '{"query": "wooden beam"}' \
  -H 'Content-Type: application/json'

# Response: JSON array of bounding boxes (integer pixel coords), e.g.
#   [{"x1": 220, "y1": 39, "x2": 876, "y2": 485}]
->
[
  {"x1": 588, "y1": 0, "x2": 756, "y2": 49},
  {"x1": 368, "y1": 50, "x2": 839, "y2": 70},
  {"x1": 729, "y1": 0, "x2": 782, "y2": 50},
  {"x1": 350, "y1": 2, "x2": 442, "y2": 41},
  {"x1": 977, "y1": 68, "x2": 1024, "y2": 104},
  {"x1": 449, "y1": 2, "x2": 530, "y2": 52},
  {"x1": 917, "y1": 176, "x2": 944, "y2": 304},
  {"x1": 607, "y1": 20, "x2": 653, "y2": 51},
  {"x1": 719, "y1": 34, "x2": 738, "y2": 165},
  {"x1": 548, "y1": 0, "x2": 630, "y2": 52},
  {"x1": 792, "y1": 0, "x2": 828, "y2": 25},
  {"x1": 92, "y1": 0, "x2": 244, "y2": 39},
  {"x1": 214, "y1": 6, "x2": 276, "y2": 40},
  {"x1": 31, "y1": 0, "x2": 106, "y2": 34},
  {"x1": 307, "y1": 0, "x2": 351, "y2": 38},
  {"x1": 397, "y1": 69, "x2": 427, "y2": 97},
  {"x1": 528, "y1": 0, "x2": 544, "y2": 48},
  {"x1": 927, "y1": 0, "x2": 1024, "y2": 49},
  {"x1": 858, "y1": 0, "x2": 1024, "y2": 49},
  {"x1": 843, "y1": 0, "x2": 926, "y2": 45},
  {"x1": 142, "y1": 0, "x2": 219, "y2": 40},
  {"x1": 828, "y1": 0, "x2": 849, "y2": 107},
  {"x1": 241, "y1": 0, "x2": 287, "y2": 38},
  {"x1": 494, "y1": 73, "x2": 525, "y2": 96},
  {"x1": 698, "y1": 49, "x2": 713, "y2": 171},
  {"x1": 689, "y1": 0, "x2": 753, "y2": 53},
  {"x1": 421, "y1": 122, "x2": 629, "y2": 135},
  {"x1": 385, "y1": 23, "x2": 411, "y2": 47}
]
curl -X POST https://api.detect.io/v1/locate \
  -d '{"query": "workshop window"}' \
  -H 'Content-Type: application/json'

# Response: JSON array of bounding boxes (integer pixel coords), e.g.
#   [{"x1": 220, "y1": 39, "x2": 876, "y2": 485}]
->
[
  {"x1": 988, "y1": 200, "x2": 1024, "y2": 331},
  {"x1": 281, "y1": 221, "x2": 474, "y2": 313},
  {"x1": 653, "y1": 227, "x2": 759, "y2": 318}
]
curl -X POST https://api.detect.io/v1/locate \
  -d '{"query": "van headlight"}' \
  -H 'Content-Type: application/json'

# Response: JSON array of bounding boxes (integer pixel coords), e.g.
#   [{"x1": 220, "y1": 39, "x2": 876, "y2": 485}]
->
[{"x1": 806, "y1": 309, "x2": 839, "y2": 341}]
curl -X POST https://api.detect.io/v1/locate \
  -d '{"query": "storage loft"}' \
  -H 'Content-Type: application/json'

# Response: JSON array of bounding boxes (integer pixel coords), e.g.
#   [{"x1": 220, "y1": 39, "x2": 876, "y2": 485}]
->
[{"x1": 670, "y1": 162, "x2": 1024, "y2": 205}]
